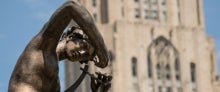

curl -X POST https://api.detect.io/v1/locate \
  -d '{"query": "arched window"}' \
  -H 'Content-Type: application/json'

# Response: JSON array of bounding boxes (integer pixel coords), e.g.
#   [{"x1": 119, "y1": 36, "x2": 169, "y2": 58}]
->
[
  {"x1": 190, "y1": 63, "x2": 196, "y2": 82},
  {"x1": 147, "y1": 36, "x2": 180, "y2": 92}
]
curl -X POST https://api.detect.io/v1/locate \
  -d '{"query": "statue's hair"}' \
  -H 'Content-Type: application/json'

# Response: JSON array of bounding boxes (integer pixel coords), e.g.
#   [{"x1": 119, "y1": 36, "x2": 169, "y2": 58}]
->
[
  {"x1": 60, "y1": 26, "x2": 81, "y2": 39},
  {"x1": 60, "y1": 26, "x2": 87, "y2": 41}
]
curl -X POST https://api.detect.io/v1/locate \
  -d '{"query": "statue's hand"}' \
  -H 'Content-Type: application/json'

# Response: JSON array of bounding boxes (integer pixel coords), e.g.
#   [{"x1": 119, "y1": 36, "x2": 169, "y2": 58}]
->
[
  {"x1": 90, "y1": 74, "x2": 101, "y2": 92},
  {"x1": 90, "y1": 72, "x2": 112, "y2": 92}
]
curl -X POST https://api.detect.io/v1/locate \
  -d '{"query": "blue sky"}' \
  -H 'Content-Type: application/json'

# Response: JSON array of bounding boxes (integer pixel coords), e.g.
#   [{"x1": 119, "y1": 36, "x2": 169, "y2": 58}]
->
[{"x1": 0, "y1": 0, "x2": 219, "y2": 92}]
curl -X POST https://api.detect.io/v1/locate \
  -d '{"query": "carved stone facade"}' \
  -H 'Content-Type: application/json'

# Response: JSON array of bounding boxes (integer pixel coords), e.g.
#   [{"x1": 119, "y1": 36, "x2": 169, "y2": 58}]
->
[{"x1": 65, "y1": 0, "x2": 220, "y2": 92}]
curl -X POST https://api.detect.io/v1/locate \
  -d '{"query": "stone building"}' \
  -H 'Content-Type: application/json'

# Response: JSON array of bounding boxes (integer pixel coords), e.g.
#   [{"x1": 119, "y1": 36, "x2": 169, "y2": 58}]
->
[{"x1": 65, "y1": 0, "x2": 220, "y2": 92}]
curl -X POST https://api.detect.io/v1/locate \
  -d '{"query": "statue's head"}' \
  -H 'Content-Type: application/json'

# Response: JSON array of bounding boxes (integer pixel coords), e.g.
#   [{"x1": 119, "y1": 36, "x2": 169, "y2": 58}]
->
[
  {"x1": 59, "y1": 25, "x2": 109, "y2": 68},
  {"x1": 61, "y1": 26, "x2": 95, "y2": 62}
]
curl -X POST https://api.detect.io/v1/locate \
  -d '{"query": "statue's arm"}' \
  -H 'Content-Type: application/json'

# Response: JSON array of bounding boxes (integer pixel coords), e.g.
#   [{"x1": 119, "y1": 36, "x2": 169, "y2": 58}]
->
[
  {"x1": 33, "y1": 1, "x2": 85, "y2": 51},
  {"x1": 32, "y1": 1, "x2": 108, "y2": 68}
]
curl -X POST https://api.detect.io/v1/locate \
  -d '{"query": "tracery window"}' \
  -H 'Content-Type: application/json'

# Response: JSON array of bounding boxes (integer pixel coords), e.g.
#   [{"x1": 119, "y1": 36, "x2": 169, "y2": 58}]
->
[{"x1": 148, "y1": 36, "x2": 180, "y2": 92}]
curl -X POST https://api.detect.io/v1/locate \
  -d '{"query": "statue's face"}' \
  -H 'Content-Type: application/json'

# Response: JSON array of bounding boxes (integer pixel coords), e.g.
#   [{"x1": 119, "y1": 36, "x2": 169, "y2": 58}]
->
[{"x1": 65, "y1": 29, "x2": 94, "y2": 62}]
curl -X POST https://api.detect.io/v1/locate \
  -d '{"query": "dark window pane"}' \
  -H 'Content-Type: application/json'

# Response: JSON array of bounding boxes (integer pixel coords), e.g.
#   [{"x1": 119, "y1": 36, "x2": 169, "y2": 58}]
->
[
  {"x1": 190, "y1": 63, "x2": 196, "y2": 82},
  {"x1": 132, "y1": 57, "x2": 138, "y2": 77},
  {"x1": 148, "y1": 57, "x2": 152, "y2": 78}
]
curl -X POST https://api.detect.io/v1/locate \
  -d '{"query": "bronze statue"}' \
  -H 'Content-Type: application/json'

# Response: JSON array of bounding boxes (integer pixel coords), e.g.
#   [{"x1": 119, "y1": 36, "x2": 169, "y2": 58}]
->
[
  {"x1": 90, "y1": 72, "x2": 112, "y2": 92},
  {"x1": 8, "y1": 1, "x2": 110, "y2": 92}
]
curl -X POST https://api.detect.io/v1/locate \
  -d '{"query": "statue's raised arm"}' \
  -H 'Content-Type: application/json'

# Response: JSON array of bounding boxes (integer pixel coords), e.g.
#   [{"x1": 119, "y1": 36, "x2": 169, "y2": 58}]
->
[
  {"x1": 8, "y1": 1, "x2": 109, "y2": 92},
  {"x1": 35, "y1": 1, "x2": 109, "y2": 67}
]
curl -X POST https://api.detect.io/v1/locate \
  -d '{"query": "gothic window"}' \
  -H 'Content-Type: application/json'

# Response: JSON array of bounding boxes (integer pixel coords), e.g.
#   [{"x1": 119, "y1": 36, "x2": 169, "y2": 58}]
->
[
  {"x1": 162, "y1": 0, "x2": 166, "y2": 5},
  {"x1": 144, "y1": 9, "x2": 149, "y2": 19},
  {"x1": 158, "y1": 86, "x2": 162, "y2": 92},
  {"x1": 175, "y1": 59, "x2": 181, "y2": 81},
  {"x1": 178, "y1": 12, "x2": 181, "y2": 24},
  {"x1": 162, "y1": 11, "x2": 167, "y2": 22},
  {"x1": 134, "y1": 0, "x2": 141, "y2": 19},
  {"x1": 148, "y1": 36, "x2": 180, "y2": 92},
  {"x1": 157, "y1": 64, "x2": 161, "y2": 79},
  {"x1": 101, "y1": 0, "x2": 109, "y2": 24},
  {"x1": 177, "y1": 0, "x2": 181, "y2": 24},
  {"x1": 177, "y1": 87, "x2": 182, "y2": 92},
  {"x1": 192, "y1": 88, "x2": 197, "y2": 92},
  {"x1": 149, "y1": 85, "x2": 154, "y2": 92},
  {"x1": 196, "y1": 0, "x2": 201, "y2": 25},
  {"x1": 121, "y1": 6, "x2": 125, "y2": 17},
  {"x1": 166, "y1": 87, "x2": 172, "y2": 92},
  {"x1": 92, "y1": 0, "x2": 96, "y2": 7},
  {"x1": 166, "y1": 64, "x2": 171, "y2": 80},
  {"x1": 132, "y1": 57, "x2": 138, "y2": 77},
  {"x1": 135, "y1": 8, "x2": 141, "y2": 19},
  {"x1": 190, "y1": 63, "x2": 196, "y2": 83},
  {"x1": 152, "y1": 10, "x2": 159, "y2": 20},
  {"x1": 135, "y1": 0, "x2": 139, "y2": 2},
  {"x1": 148, "y1": 58, "x2": 153, "y2": 78},
  {"x1": 144, "y1": 0, "x2": 149, "y2": 4},
  {"x1": 150, "y1": 0, "x2": 158, "y2": 5},
  {"x1": 132, "y1": 57, "x2": 139, "y2": 92}
]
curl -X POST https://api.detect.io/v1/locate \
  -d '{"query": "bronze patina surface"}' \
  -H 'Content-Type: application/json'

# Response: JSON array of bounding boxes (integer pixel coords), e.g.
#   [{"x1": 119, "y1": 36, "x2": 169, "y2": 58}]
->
[{"x1": 8, "y1": 1, "x2": 109, "y2": 92}]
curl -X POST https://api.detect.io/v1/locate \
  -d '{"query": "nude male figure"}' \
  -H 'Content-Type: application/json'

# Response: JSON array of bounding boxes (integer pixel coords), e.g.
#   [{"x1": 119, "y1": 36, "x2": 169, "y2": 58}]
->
[{"x1": 8, "y1": 1, "x2": 109, "y2": 92}]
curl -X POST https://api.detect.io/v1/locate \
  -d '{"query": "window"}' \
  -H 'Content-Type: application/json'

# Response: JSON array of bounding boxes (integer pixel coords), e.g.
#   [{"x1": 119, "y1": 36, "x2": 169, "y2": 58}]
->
[
  {"x1": 144, "y1": 9, "x2": 150, "y2": 19},
  {"x1": 177, "y1": 0, "x2": 180, "y2": 7},
  {"x1": 192, "y1": 88, "x2": 197, "y2": 92},
  {"x1": 166, "y1": 87, "x2": 172, "y2": 92},
  {"x1": 158, "y1": 86, "x2": 162, "y2": 92},
  {"x1": 177, "y1": 87, "x2": 182, "y2": 92},
  {"x1": 135, "y1": 0, "x2": 139, "y2": 2},
  {"x1": 163, "y1": 11, "x2": 167, "y2": 22},
  {"x1": 157, "y1": 64, "x2": 161, "y2": 79},
  {"x1": 152, "y1": 10, "x2": 159, "y2": 20},
  {"x1": 135, "y1": 8, "x2": 141, "y2": 18},
  {"x1": 177, "y1": 0, "x2": 181, "y2": 24},
  {"x1": 132, "y1": 57, "x2": 138, "y2": 77},
  {"x1": 92, "y1": 0, "x2": 96, "y2": 7},
  {"x1": 144, "y1": 0, "x2": 149, "y2": 4},
  {"x1": 162, "y1": 0, "x2": 166, "y2": 5},
  {"x1": 101, "y1": 0, "x2": 109, "y2": 24},
  {"x1": 132, "y1": 57, "x2": 139, "y2": 92},
  {"x1": 190, "y1": 63, "x2": 196, "y2": 82},
  {"x1": 175, "y1": 59, "x2": 181, "y2": 81},
  {"x1": 178, "y1": 12, "x2": 181, "y2": 24},
  {"x1": 151, "y1": 0, "x2": 158, "y2": 5},
  {"x1": 166, "y1": 64, "x2": 171, "y2": 80},
  {"x1": 149, "y1": 85, "x2": 154, "y2": 92},
  {"x1": 121, "y1": 6, "x2": 125, "y2": 17},
  {"x1": 134, "y1": 0, "x2": 141, "y2": 19},
  {"x1": 148, "y1": 58, "x2": 153, "y2": 78},
  {"x1": 196, "y1": 0, "x2": 201, "y2": 25}
]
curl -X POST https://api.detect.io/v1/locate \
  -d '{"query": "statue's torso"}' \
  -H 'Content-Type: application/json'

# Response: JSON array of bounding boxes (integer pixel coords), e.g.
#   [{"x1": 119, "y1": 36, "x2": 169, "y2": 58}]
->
[{"x1": 9, "y1": 48, "x2": 60, "y2": 92}]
